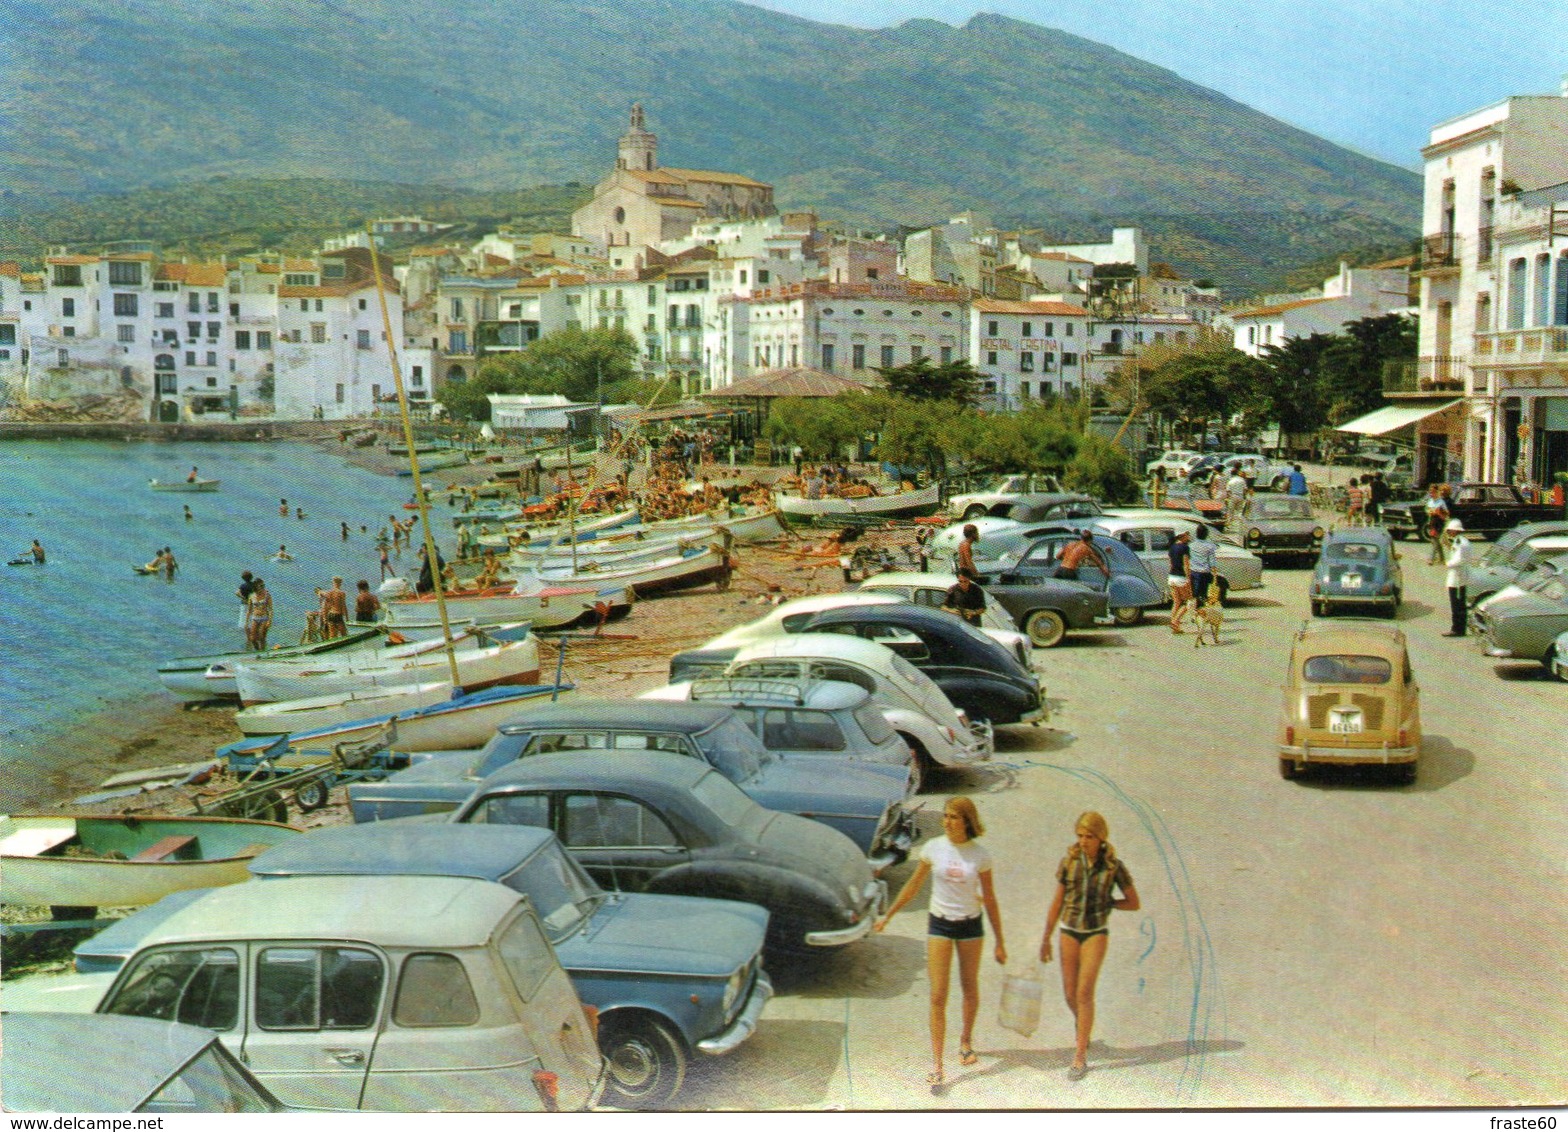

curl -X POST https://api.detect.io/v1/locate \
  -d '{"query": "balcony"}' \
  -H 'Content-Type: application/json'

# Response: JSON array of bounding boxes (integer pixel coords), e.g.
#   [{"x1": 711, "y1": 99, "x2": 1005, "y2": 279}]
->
[
  {"x1": 1473, "y1": 327, "x2": 1568, "y2": 367},
  {"x1": 1384, "y1": 356, "x2": 1466, "y2": 395},
  {"x1": 1415, "y1": 233, "x2": 1458, "y2": 274}
]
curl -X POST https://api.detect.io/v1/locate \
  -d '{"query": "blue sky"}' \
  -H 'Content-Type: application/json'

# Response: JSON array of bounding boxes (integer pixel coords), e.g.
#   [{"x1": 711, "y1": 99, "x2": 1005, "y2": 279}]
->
[{"x1": 749, "y1": 0, "x2": 1568, "y2": 168}]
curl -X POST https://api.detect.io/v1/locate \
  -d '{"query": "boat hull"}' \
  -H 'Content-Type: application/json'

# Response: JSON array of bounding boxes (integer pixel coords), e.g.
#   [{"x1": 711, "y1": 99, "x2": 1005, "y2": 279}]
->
[
  {"x1": 0, "y1": 814, "x2": 298, "y2": 907},
  {"x1": 536, "y1": 546, "x2": 729, "y2": 597},
  {"x1": 775, "y1": 483, "x2": 940, "y2": 520},
  {"x1": 235, "y1": 637, "x2": 540, "y2": 705},
  {"x1": 385, "y1": 584, "x2": 628, "y2": 630},
  {"x1": 157, "y1": 627, "x2": 390, "y2": 701},
  {"x1": 235, "y1": 680, "x2": 455, "y2": 736},
  {"x1": 149, "y1": 478, "x2": 221, "y2": 492}
]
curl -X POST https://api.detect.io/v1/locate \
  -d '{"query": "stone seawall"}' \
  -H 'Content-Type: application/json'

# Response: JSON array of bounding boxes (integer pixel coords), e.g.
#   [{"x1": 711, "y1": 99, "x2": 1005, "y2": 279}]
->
[{"x1": 0, "y1": 420, "x2": 371, "y2": 443}]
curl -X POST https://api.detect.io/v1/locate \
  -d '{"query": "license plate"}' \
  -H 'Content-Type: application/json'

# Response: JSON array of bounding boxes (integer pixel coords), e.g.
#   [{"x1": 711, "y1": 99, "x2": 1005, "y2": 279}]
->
[
  {"x1": 1329, "y1": 710, "x2": 1363, "y2": 734},
  {"x1": 1341, "y1": 573, "x2": 1362, "y2": 588}
]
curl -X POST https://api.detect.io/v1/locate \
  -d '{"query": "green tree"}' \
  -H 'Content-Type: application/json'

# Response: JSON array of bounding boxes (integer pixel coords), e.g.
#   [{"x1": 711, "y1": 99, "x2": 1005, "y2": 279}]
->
[
  {"x1": 1257, "y1": 333, "x2": 1334, "y2": 443},
  {"x1": 874, "y1": 357, "x2": 982, "y2": 408},
  {"x1": 438, "y1": 366, "x2": 516, "y2": 422},
  {"x1": 1064, "y1": 432, "x2": 1139, "y2": 504},
  {"x1": 762, "y1": 394, "x2": 866, "y2": 459},
  {"x1": 1318, "y1": 313, "x2": 1416, "y2": 424},
  {"x1": 482, "y1": 326, "x2": 641, "y2": 404}
]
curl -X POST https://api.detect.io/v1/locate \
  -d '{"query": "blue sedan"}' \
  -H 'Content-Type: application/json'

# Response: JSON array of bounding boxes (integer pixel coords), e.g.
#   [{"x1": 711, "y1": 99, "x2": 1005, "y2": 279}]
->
[{"x1": 349, "y1": 700, "x2": 917, "y2": 871}]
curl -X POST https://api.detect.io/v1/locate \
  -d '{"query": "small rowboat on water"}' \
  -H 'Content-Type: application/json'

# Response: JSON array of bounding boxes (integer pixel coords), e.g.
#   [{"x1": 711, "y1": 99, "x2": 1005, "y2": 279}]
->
[
  {"x1": 149, "y1": 478, "x2": 221, "y2": 492},
  {"x1": 0, "y1": 813, "x2": 299, "y2": 909}
]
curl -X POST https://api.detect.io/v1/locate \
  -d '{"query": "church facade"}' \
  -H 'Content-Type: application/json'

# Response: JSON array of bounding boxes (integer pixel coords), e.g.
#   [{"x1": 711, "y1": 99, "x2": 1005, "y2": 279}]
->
[{"x1": 571, "y1": 105, "x2": 776, "y2": 254}]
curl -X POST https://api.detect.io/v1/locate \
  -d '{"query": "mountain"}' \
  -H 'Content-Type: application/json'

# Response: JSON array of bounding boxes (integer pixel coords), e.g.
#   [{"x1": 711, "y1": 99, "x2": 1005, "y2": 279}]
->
[{"x1": 0, "y1": 0, "x2": 1420, "y2": 291}]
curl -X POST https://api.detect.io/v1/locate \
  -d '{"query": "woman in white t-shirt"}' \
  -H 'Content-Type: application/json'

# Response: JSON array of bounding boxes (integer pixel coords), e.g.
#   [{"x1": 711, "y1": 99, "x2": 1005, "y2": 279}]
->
[{"x1": 875, "y1": 796, "x2": 1006, "y2": 1091}]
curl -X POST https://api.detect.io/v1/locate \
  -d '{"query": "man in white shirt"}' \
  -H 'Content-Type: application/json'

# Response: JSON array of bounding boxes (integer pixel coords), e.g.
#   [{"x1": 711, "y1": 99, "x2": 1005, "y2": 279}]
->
[
  {"x1": 1443, "y1": 518, "x2": 1475, "y2": 637},
  {"x1": 1225, "y1": 472, "x2": 1249, "y2": 526}
]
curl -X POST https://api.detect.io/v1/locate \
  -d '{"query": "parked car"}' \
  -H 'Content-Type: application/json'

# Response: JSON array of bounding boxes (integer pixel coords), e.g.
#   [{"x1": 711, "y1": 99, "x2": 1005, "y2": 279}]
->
[
  {"x1": 1549, "y1": 627, "x2": 1568, "y2": 682},
  {"x1": 350, "y1": 700, "x2": 916, "y2": 870},
  {"x1": 719, "y1": 634, "x2": 993, "y2": 774},
  {"x1": 1475, "y1": 559, "x2": 1568, "y2": 669},
  {"x1": 946, "y1": 473, "x2": 1064, "y2": 518},
  {"x1": 755, "y1": 603, "x2": 1046, "y2": 726},
  {"x1": 1088, "y1": 514, "x2": 1264, "y2": 603},
  {"x1": 1236, "y1": 495, "x2": 1324, "y2": 563},
  {"x1": 684, "y1": 588, "x2": 1029, "y2": 667},
  {"x1": 1221, "y1": 454, "x2": 1297, "y2": 493},
  {"x1": 644, "y1": 675, "x2": 916, "y2": 786},
  {"x1": 850, "y1": 570, "x2": 1033, "y2": 665},
  {"x1": 451, "y1": 751, "x2": 887, "y2": 953},
  {"x1": 927, "y1": 494, "x2": 1106, "y2": 558},
  {"x1": 1465, "y1": 529, "x2": 1568, "y2": 605},
  {"x1": 1309, "y1": 527, "x2": 1403, "y2": 617},
  {"x1": 982, "y1": 531, "x2": 1165, "y2": 627},
  {"x1": 1, "y1": 1012, "x2": 289, "y2": 1113},
  {"x1": 15, "y1": 875, "x2": 605, "y2": 1111},
  {"x1": 1277, "y1": 620, "x2": 1421, "y2": 784},
  {"x1": 1382, "y1": 482, "x2": 1562, "y2": 541},
  {"x1": 1144, "y1": 449, "x2": 1202, "y2": 478},
  {"x1": 250, "y1": 824, "x2": 767, "y2": 1108}
]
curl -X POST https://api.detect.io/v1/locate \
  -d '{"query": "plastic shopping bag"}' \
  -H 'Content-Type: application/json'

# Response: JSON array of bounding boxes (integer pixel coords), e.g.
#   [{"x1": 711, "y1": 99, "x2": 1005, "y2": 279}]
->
[{"x1": 998, "y1": 963, "x2": 1045, "y2": 1037}]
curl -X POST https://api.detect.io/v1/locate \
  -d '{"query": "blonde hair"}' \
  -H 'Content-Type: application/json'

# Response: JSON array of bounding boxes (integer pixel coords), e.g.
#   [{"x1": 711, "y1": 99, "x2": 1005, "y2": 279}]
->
[
  {"x1": 946, "y1": 796, "x2": 984, "y2": 840},
  {"x1": 1073, "y1": 810, "x2": 1114, "y2": 859}
]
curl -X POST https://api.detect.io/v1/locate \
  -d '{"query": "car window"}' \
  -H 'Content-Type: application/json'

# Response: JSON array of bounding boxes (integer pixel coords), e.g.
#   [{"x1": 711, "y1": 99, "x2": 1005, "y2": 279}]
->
[
  {"x1": 761, "y1": 708, "x2": 846, "y2": 751},
  {"x1": 563, "y1": 793, "x2": 678, "y2": 848},
  {"x1": 695, "y1": 714, "x2": 770, "y2": 779},
  {"x1": 394, "y1": 953, "x2": 480, "y2": 1028},
  {"x1": 611, "y1": 731, "x2": 692, "y2": 753},
  {"x1": 1020, "y1": 538, "x2": 1066, "y2": 568},
  {"x1": 1486, "y1": 486, "x2": 1518, "y2": 503},
  {"x1": 1254, "y1": 498, "x2": 1312, "y2": 519},
  {"x1": 1303, "y1": 654, "x2": 1393, "y2": 684},
  {"x1": 1328, "y1": 543, "x2": 1382, "y2": 561},
  {"x1": 140, "y1": 1043, "x2": 276, "y2": 1113},
  {"x1": 467, "y1": 791, "x2": 550, "y2": 828},
  {"x1": 1455, "y1": 488, "x2": 1482, "y2": 503},
  {"x1": 496, "y1": 912, "x2": 556, "y2": 1003},
  {"x1": 908, "y1": 588, "x2": 943, "y2": 608},
  {"x1": 1117, "y1": 531, "x2": 1141, "y2": 548},
  {"x1": 105, "y1": 947, "x2": 240, "y2": 1032},
  {"x1": 508, "y1": 843, "x2": 601, "y2": 937},
  {"x1": 525, "y1": 731, "x2": 610, "y2": 755},
  {"x1": 255, "y1": 946, "x2": 382, "y2": 1031},
  {"x1": 1538, "y1": 578, "x2": 1568, "y2": 602},
  {"x1": 854, "y1": 702, "x2": 898, "y2": 745},
  {"x1": 690, "y1": 767, "x2": 758, "y2": 827},
  {"x1": 813, "y1": 662, "x2": 879, "y2": 695},
  {"x1": 779, "y1": 612, "x2": 815, "y2": 632},
  {"x1": 1146, "y1": 529, "x2": 1173, "y2": 551},
  {"x1": 855, "y1": 624, "x2": 930, "y2": 661}
]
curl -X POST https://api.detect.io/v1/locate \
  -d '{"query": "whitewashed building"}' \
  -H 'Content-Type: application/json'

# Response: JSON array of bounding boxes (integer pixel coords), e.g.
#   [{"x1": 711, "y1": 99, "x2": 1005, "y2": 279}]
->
[
  {"x1": 969, "y1": 299, "x2": 1093, "y2": 408},
  {"x1": 1227, "y1": 262, "x2": 1411, "y2": 358}
]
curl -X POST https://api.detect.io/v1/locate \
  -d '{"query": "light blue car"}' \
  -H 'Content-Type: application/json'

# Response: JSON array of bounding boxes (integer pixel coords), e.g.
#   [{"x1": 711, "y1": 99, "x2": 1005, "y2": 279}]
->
[{"x1": 74, "y1": 822, "x2": 771, "y2": 1109}]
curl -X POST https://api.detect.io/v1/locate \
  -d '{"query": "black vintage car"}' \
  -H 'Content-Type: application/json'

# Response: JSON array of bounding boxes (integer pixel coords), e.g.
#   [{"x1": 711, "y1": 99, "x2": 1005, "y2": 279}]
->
[
  {"x1": 452, "y1": 750, "x2": 887, "y2": 953},
  {"x1": 1382, "y1": 483, "x2": 1562, "y2": 541}
]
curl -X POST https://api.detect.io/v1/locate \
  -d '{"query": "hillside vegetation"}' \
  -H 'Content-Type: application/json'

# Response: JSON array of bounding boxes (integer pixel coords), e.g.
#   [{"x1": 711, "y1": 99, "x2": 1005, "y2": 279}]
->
[{"x1": 1, "y1": 0, "x2": 1421, "y2": 291}]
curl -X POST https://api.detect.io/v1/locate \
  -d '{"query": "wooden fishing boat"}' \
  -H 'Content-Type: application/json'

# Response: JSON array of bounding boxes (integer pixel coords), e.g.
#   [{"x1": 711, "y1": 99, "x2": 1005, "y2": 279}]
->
[
  {"x1": 396, "y1": 450, "x2": 469, "y2": 475},
  {"x1": 385, "y1": 581, "x2": 630, "y2": 630},
  {"x1": 533, "y1": 545, "x2": 729, "y2": 597},
  {"x1": 774, "y1": 482, "x2": 941, "y2": 521},
  {"x1": 148, "y1": 477, "x2": 220, "y2": 492},
  {"x1": 220, "y1": 682, "x2": 573, "y2": 755},
  {"x1": 472, "y1": 507, "x2": 640, "y2": 547},
  {"x1": 0, "y1": 813, "x2": 298, "y2": 908},
  {"x1": 234, "y1": 635, "x2": 540, "y2": 706},
  {"x1": 234, "y1": 680, "x2": 455, "y2": 736},
  {"x1": 157, "y1": 627, "x2": 392, "y2": 702}
]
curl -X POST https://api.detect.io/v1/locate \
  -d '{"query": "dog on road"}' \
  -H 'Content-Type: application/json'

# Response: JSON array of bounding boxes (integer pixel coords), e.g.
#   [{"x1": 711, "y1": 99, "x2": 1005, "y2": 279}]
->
[{"x1": 1192, "y1": 588, "x2": 1223, "y2": 646}]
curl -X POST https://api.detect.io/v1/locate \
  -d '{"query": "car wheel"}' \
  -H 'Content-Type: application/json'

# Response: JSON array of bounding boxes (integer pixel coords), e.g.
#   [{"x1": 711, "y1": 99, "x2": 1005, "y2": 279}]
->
[
  {"x1": 1271, "y1": 475, "x2": 1290, "y2": 492},
  {"x1": 600, "y1": 1015, "x2": 688, "y2": 1109},
  {"x1": 1111, "y1": 605, "x2": 1143, "y2": 626},
  {"x1": 1278, "y1": 757, "x2": 1298, "y2": 780},
  {"x1": 1553, "y1": 649, "x2": 1568, "y2": 683},
  {"x1": 1024, "y1": 608, "x2": 1067, "y2": 648},
  {"x1": 1310, "y1": 600, "x2": 1323, "y2": 617},
  {"x1": 962, "y1": 504, "x2": 987, "y2": 519}
]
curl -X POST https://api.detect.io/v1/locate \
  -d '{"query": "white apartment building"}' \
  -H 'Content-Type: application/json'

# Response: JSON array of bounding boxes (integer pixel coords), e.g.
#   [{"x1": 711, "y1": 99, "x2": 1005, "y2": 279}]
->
[
  {"x1": 970, "y1": 299, "x2": 1093, "y2": 408},
  {"x1": 1228, "y1": 262, "x2": 1411, "y2": 358},
  {"x1": 1406, "y1": 89, "x2": 1568, "y2": 485},
  {"x1": 270, "y1": 249, "x2": 405, "y2": 420}
]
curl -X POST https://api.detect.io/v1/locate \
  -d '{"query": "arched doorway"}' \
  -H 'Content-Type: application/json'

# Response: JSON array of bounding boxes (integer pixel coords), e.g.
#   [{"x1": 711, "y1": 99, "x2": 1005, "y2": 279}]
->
[{"x1": 157, "y1": 399, "x2": 180, "y2": 422}]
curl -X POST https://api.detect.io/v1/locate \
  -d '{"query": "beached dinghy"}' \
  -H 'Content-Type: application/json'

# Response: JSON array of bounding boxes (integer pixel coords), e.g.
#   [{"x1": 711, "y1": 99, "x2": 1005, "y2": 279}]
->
[
  {"x1": 533, "y1": 544, "x2": 730, "y2": 597},
  {"x1": 774, "y1": 481, "x2": 941, "y2": 521},
  {"x1": 220, "y1": 682, "x2": 573, "y2": 754},
  {"x1": 0, "y1": 813, "x2": 297, "y2": 908},
  {"x1": 234, "y1": 680, "x2": 455, "y2": 736},
  {"x1": 384, "y1": 580, "x2": 629, "y2": 631},
  {"x1": 234, "y1": 634, "x2": 540, "y2": 706},
  {"x1": 157, "y1": 626, "x2": 393, "y2": 702}
]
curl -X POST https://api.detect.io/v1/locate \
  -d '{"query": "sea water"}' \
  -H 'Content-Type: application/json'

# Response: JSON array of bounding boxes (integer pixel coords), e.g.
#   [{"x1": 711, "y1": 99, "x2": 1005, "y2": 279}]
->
[{"x1": 0, "y1": 439, "x2": 438, "y2": 808}]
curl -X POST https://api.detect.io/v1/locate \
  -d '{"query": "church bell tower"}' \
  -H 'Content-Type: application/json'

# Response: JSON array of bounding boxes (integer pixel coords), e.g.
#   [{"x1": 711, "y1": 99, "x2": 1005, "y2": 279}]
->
[{"x1": 617, "y1": 102, "x2": 658, "y2": 172}]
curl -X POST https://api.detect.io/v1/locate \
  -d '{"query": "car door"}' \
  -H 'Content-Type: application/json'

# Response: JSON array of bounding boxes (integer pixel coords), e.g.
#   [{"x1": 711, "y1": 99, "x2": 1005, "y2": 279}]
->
[
  {"x1": 559, "y1": 791, "x2": 691, "y2": 893},
  {"x1": 241, "y1": 943, "x2": 385, "y2": 1110}
]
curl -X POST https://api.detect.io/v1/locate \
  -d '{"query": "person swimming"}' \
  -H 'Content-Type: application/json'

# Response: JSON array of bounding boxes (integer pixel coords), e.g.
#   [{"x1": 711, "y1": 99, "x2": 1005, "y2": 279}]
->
[{"x1": 273, "y1": 544, "x2": 293, "y2": 561}]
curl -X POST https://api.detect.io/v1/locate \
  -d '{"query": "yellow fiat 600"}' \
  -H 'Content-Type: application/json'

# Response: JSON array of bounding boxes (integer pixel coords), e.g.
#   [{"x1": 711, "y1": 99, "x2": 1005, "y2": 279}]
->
[{"x1": 1278, "y1": 620, "x2": 1421, "y2": 783}]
